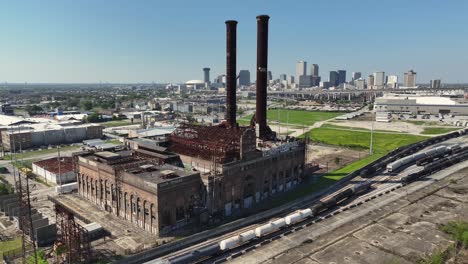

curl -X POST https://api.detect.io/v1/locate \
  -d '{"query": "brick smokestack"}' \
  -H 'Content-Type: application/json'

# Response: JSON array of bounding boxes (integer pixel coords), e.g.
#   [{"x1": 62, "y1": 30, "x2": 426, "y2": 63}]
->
[
  {"x1": 256, "y1": 15, "x2": 269, "y2": 138},
  {"x1": 225, "y1": 20, "x2": 237, "y2": 128}
]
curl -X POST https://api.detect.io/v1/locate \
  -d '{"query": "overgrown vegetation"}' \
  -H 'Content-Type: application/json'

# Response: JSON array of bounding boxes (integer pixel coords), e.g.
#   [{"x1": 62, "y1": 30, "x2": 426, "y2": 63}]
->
[
  {"x1": 420, "y1": 249, "x2": 450, "y2": 264},
  {"x1": 0, "y1": 178, "x2": 14, "y2": 195},
  {"x1": 439, "y1": 221, "x2": 468, "y2": 248},
  {"x1": 420, "y1": 221, "x2": 468, "y2": 263},
  {"x1": 26, "y1": 249, "x2": 48, "y2": 264}
]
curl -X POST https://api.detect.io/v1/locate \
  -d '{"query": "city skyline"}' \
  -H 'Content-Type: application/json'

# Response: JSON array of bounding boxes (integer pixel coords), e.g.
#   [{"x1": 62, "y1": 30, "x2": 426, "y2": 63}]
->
[{"x1": 1, "y1": 0, "x2": 468, "y2": 83}]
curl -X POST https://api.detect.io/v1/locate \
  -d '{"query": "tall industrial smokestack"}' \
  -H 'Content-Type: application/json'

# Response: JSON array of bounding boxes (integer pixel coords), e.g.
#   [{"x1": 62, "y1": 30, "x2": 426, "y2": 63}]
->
[
  {"x1": 225, "y1": 20, "x2": 237, "y2": 128},
  {"x1": 256, "y1": 15, "x2": 269, "y2": 138}
]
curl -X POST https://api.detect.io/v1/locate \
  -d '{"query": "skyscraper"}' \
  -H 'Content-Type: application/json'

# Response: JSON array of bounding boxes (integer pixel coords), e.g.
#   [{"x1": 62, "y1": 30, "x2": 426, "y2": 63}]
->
[
  {"x1": 329, "y1": 71, "x2": 339, "y2": 87},
  {"x1": 351, "y1": 72, "x2": 361, "y2": 82},
  {"x1": 310, "y1": 64, "x2": 319, "y2": 77},
  {"x1": 267, "y1": 71, "x2": 273, "y2": 81},
  {"x1": 404, "y1": 70, "x2": 417, "y2": 87},
  {"x1": 203, "y1": 67, "x2": 210, "y2": 83},
  {"x1": 296, "y1": 61, "x2": 307, "y2": 82},
  {"x1": 367, "y1": 75, "x2": 374, "y2": 89},
  {"x1": 355, "y1": 79, "x2": 365, "y2": 89},
  {"x1": 299, "y1": 75, "x2": 313, "y2": 88},
  {"x1": 238, "y1": 70, "x2": 250, "y2": 86},
  {"x1": 386, "y1": 75, "x2": 398, "y2": 89},
  {"x1": 279, "y1": 74, "x2": 287, "y2": 81},
  {"x1": 430, "y1": 79, "x2": 441, "y2": 89},
  {"x1": 337, "y1": 70, "x2": 346, "y2": 85},
  {"x1": 374, "y1": 71, "x2": 385, "y2": 88}
]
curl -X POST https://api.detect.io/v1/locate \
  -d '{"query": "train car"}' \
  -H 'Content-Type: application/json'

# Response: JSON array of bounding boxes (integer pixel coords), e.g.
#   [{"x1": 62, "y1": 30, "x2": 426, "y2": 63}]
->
[
  {"x1": 271, "y1": 218, "x2": 287, "y2": 229},
  {"x1": 192, "y1": 244, "x2": 220, "y2": 260},
  {"x1": 285, "y1": 212, "x2": 303, "y2": 225},
  {"x1": 350, "y1": 180, "x2": 372, "y2": 195},
  {"x1": 310, "y1": 203, "x2": 325, "y2": 215},
  {"x1": 300, "y1": 208, "x2": 313, "y2": 218},
  {"x1": 219, "y1": 236, "x2": 240, "y2": 251},
  {"x1": 255, "y1": 223, "x2": 274, "y2": 237},
  {"x1": 238, "y1": 230, "x2": 256, "y2": 243},
  {"x1": 170, "y1": 252, "x2": 197, "y2": 264}
]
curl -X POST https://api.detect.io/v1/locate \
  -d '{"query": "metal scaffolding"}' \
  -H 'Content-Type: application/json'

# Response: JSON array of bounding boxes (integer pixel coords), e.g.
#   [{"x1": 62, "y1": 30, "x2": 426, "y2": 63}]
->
[
  {"x1": 168, "y1": 123, "x2": 248, "y2": 163},
  {"x1": 55, "y1": 204, "x2": 91, "y2": 263}
]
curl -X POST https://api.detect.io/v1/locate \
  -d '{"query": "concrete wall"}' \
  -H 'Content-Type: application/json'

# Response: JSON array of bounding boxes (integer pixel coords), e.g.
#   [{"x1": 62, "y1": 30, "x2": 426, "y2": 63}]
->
[{"x1": 32, "y1": 163, "x2": 75, "y2": 184}]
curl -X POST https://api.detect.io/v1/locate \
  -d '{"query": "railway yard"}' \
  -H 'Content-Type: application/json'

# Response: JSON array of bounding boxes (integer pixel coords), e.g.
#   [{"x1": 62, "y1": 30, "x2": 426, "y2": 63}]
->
[{"x1": 140, "y1": 129, "x2": 468, "y2": 264}]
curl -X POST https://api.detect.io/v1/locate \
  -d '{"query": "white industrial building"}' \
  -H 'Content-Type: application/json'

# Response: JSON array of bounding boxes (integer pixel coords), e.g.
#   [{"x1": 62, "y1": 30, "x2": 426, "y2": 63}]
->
[
  {"x1": 374, "y1": 94, "x2": 468, "y2": 115},
  {"x1": 32, "y1": 157, "x2": 75, "y2": 184},
  {"x1": 0, "y1": 115, "x2": 103, "y2": 151}
]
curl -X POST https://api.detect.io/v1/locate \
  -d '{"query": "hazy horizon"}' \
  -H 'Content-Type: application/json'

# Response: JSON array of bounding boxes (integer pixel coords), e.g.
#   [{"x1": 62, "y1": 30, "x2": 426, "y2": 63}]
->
[{"x1": 1, "y1": 0, "x2": 468, "y2": 83}]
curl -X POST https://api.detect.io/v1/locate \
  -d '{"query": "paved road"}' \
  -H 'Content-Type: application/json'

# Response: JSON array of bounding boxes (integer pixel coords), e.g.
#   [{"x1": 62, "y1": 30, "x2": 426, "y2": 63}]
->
[{"x1": 0, "y1": 148, "x2": 79, "y2": 221}]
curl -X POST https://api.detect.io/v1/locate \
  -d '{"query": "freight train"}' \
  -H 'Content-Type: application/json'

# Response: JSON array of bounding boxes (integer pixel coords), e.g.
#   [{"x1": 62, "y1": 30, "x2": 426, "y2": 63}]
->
[
  {"x1": 386, "y1": 145, "x2": 448, "y2": 172},
  {"x1": 400, "y1": 149, "x2": 468, "y2": 183},
  {"x1": 169, "y1": 181, "x2": 372, "y2": 264},
  {"x1": 359, "y1": 129, "x2": 467, "y2": 178}
]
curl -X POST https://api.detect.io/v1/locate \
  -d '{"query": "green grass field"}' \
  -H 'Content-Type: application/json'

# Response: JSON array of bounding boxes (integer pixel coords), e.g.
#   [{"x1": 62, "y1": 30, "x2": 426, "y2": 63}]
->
[
  {"x1": 239, "y1": 109, "x2": 344, "y2": 126},
  {"x1": 4, "y1": 146, "x2": 80, "y2": 161},
  {"x1": 421, "y1": 127, "x2": 460, "y2": 135},
  {"x1": 303, "y1": 127, "x2": 428, "y2": 154}
]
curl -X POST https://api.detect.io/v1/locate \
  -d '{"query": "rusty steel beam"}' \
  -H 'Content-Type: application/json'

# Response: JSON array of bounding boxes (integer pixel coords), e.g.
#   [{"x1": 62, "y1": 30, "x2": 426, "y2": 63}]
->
[
  {"x1": 256, "y1": 15, "x2": 269, "y2": 139},
  {"x1": 225, "y1": 20, "x2": 238, "y2": 128}
]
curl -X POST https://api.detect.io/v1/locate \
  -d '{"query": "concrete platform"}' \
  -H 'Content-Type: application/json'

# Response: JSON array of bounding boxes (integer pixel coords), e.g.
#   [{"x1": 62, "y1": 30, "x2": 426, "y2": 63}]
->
[
  {"x1": 230, "y1": 161, "x2": 468, "y2": 264},
  {"x1": 52, "y1": 194, "x2": 164, "y2": 255}
]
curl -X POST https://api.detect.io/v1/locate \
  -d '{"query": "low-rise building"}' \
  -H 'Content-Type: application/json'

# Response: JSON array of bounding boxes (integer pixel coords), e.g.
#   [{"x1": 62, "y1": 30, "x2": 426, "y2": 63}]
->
[
  {"x1": 1, "y1": 123, "x2": 103, "y2": 152},
  {"x1": 375, "y1": 94, "x2": 468, "y2": 115},
  {"x1": 32, "y1": 157, "x2": 75, "y2": 184}
]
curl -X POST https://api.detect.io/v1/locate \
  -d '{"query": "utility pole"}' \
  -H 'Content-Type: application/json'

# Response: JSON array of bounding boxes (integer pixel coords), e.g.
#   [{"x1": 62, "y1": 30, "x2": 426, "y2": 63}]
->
[
  {"x1": 370, "y1": 112, "x2": 374, "y2": 155},
  {"x1": 57, "y1": 146, "x2": 62, "y2": 193}
]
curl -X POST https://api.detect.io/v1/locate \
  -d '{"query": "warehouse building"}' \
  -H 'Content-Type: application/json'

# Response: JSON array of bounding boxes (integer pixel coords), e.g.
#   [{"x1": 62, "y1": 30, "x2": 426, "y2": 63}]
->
[
  {"x1": 375, "y1": 94, "x2": 468, "y2": 115},
  {"x1": 1, "y1": 123, "x2": 103, "y2": 151},
  {"x1": 32, "y1": 157, "x2": 75, "y2": 184}
]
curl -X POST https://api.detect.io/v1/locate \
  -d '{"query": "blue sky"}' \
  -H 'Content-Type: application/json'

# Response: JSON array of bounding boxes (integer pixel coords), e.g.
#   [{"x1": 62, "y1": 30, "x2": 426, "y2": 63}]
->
[{"x1": 1, "y1": 0, "x2": 468, "y2": 83}]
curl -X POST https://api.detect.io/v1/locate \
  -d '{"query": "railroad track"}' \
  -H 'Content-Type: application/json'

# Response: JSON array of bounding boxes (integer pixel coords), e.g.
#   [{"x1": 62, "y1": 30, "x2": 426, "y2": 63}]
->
[{"x1": 149, "y1": 132, "x2": 467, "y2": 264}]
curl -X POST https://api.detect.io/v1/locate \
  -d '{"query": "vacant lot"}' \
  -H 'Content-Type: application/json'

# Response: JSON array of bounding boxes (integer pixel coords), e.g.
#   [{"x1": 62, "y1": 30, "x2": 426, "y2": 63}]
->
[
  {"x1": 304, "y1": 127, "x2": 428, "y2": 154},
  {"x1": 239, "y1": 109, "x2": 344, "y2": 126}
]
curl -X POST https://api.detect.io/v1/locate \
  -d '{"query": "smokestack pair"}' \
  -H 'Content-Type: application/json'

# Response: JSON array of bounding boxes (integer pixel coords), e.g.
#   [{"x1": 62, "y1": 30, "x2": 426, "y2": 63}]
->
[{"x1": 225, "y1": 15, "x2": 270, "y2": 137}]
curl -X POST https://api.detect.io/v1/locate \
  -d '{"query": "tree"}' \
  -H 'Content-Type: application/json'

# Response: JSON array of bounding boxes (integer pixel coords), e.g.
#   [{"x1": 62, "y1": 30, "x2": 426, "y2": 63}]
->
[
  {"x1": 86, "y1": 112, "x2": 101, "y2": 123},
  {"x1": 25, "y1": 105, "x2": 44, "y2": 116},
  {"x1": 80, "y1": 100, "x2": 93, "y2": 111}
]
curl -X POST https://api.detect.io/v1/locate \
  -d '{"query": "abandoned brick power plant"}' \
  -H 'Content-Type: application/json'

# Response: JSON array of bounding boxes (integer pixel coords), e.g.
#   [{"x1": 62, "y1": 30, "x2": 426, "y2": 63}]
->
[
  {"x1": 4, "y1": 1, "x2": 468, "y2": 263},
  {"x1": 73, "y1": 15, "x2": 306, "y2": 237}
]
